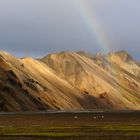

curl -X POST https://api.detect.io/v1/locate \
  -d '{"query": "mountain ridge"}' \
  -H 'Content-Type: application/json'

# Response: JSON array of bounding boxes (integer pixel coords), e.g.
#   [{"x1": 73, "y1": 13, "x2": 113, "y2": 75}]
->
[{"x1": 0, "y1": 50, "x2": 140, "y2": 112}]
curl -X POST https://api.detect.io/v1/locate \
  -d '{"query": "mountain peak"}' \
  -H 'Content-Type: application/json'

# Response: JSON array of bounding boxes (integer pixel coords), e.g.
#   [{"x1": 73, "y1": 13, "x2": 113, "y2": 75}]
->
[
  {"x1": 0, "y1": 51, "x2": 11, "y2": 58},
  {"x1": 108, "y1": 50, "x2": 133, "y2": 62}
]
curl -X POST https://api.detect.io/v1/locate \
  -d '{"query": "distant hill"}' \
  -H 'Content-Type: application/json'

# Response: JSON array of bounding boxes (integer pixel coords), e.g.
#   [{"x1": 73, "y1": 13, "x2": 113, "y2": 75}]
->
[{"x1": 0, "y1": 50, "x2": 140, "y2": 112}]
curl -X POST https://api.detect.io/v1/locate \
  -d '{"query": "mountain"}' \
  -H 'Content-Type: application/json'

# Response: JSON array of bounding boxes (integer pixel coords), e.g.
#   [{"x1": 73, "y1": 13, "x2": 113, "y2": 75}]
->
[{"x1": 0, "y1": 50, "x2": 140, "y2": 112}]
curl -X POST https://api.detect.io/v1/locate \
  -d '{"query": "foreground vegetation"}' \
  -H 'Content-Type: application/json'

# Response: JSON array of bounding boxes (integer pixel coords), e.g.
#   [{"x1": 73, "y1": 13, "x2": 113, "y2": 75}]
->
[
  {"x1": 0, "y1": 111, "x2": 139, "y2": 139},
  {"x1": 0, "y1": 124, "x2": 140, "y2": 137}
]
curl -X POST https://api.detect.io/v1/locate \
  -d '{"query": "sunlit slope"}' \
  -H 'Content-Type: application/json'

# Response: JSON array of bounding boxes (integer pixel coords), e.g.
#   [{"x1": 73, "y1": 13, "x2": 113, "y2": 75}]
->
[
  {"x1": 0, "y1": 51, "x2": 108, "y2": 111},
  {"x1": 0, "y1": 50, "x2": 140, "y2": 111},
  {"x1": 42, "y1": 51, "x2": 140, "y2": 110}
]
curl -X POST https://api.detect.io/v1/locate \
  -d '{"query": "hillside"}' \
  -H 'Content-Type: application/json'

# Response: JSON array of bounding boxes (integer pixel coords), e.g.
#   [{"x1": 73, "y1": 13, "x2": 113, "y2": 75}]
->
[{"x1": 0, "y1": 50, "x2": 140, "y2": 111}]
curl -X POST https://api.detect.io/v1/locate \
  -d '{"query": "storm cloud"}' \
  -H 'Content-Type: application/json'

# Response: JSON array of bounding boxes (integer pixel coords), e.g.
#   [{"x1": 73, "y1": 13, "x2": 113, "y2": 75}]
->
[{"x1": 0, "y1": 0, "x2": 140, "y2": 60}]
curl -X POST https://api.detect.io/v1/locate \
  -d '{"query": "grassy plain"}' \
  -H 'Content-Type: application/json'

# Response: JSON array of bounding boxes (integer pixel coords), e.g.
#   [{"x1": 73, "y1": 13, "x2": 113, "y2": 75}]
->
[{"x1": 0, "y1": 111, "x2": 139, "y2": 139}]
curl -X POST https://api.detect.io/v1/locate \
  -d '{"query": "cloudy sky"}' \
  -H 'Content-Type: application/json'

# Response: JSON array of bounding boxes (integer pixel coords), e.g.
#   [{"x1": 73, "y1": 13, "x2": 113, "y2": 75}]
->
[{"x1": 0, "y1": 0, "x2": 140, "y2": 60}]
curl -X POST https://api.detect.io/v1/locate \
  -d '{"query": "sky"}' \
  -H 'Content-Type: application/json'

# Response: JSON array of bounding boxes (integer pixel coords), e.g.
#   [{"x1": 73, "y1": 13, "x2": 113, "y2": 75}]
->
[{"x1": 0, "y1": 0, "x2": 140, "y2": 60}]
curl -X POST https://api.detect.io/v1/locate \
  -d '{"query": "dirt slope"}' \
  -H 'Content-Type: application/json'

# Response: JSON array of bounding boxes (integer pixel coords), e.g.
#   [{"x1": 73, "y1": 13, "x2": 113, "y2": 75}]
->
[{"x1": 0, "y1": 50, "x2": 140, "y2": 111}]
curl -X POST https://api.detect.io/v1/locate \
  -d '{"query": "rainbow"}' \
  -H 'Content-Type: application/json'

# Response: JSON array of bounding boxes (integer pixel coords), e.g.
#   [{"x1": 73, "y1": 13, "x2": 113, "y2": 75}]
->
[{"x1": 75, "y1": 0, "x2": 113, "y2": 53}]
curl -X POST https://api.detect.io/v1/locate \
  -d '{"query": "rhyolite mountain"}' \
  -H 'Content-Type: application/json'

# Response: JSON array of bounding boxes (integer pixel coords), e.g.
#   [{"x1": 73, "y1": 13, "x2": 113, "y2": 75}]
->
[{"x1": 0, "y1": 50, "x2": 140, "y2": 112}]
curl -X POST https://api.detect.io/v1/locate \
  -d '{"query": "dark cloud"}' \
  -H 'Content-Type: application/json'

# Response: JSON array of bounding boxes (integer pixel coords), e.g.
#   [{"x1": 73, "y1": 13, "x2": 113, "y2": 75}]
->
[{"x1": 0, "y1": 0, "x2": 140, "y2": 60}]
